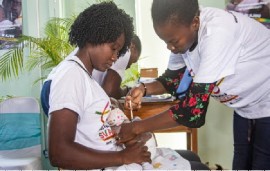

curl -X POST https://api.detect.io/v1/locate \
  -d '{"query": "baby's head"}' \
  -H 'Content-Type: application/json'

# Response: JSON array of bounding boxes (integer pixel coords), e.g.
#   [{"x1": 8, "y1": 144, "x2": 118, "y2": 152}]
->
[{"x1": 107, "y1": 108, "x2": 129, "y2": 126}]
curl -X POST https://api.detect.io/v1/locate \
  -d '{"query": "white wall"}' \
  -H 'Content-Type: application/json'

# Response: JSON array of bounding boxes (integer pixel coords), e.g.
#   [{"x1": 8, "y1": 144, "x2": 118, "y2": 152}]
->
[
  {"x1": 135, "y1": 0, "x2": 234, "y2": 169},
  {"x1": 135, "y1": 0, "x2": 170, "y2": 75}
]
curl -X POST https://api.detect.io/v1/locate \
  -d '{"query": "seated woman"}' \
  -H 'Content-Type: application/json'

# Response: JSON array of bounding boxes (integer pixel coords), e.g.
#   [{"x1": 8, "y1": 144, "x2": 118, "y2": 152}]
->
[{"x1": 42, "y1": 2, "x2": 150, "y2": 170}]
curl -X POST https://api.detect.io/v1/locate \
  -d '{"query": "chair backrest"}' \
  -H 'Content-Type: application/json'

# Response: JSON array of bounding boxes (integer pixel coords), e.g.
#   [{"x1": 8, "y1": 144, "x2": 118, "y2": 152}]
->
[
  {"x1": 0, "y1": 97, "x2": 41, "y2": 151},
  {"x1": 40, "y1": 80, "x2": 52, "y2": 117}
]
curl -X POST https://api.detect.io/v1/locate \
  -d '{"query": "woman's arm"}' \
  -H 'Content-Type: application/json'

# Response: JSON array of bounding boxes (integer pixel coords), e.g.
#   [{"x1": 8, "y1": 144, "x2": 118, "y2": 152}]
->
[
  {"x1": 125, "y1": 67, "x2": 186, "y2": 109},
  {"x1": 118, "y1": 81, "x2": 216, "y2": 143},
  {"x1": 102, "y1": 69, "x2": 127, "y2": 99},
  {"x1": 48, "y1": 109, "x2": 151, "y2": 169}
]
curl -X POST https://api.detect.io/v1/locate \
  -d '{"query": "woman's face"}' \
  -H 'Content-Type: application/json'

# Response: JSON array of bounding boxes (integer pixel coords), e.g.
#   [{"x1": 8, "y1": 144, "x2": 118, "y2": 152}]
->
[
  {"x1": 154, "y1": 17, "x2": 199, "y2": 54},
  {"x1": 11, "y1": 0, "x2": 22, "y2": 17},
  {"x1": 90, "y1": 33, "x2": 125, "y2": 72}
]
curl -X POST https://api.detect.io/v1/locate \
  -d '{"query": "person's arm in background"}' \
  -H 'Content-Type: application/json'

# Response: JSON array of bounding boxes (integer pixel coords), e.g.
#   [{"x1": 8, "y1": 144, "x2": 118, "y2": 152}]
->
[
  {"x1": 102, "y1": 35, "x2": 141, "y2": 99},
  {"x1": 102, "y1": 68, "x2": 128, "y2": 99}
]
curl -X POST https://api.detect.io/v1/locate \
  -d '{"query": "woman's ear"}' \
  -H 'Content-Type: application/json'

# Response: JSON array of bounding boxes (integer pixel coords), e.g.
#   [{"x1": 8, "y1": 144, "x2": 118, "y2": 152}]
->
[
  {"x1": 130, "y1": 42, "x2": 135, "y2": 51},
  {"x1": 192, "y1": 16, "x2": 200, "y2": 31}
]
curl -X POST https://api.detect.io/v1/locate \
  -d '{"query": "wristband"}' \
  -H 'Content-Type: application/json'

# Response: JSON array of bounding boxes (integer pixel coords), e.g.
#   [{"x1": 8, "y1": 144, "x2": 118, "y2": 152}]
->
[{"x1": 140, "y1": 82, "x2": 147, "y2": 96}]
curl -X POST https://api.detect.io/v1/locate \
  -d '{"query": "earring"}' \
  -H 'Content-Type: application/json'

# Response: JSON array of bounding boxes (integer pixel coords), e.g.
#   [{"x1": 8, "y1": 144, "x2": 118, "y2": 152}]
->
[
  {"x1": 112, "y1": 54, "x2": 118, "y2": 61},
  {"x1": 171, "y1": 46, "x2": 176, "y2": 50}
]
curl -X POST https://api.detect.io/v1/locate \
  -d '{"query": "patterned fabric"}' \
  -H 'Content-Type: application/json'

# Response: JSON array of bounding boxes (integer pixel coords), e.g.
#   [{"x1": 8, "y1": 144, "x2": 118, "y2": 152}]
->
[
  {"x1": 156, "y1": 67, "x2": 186, "y2": 96},
  {"x1": 157, "y1": 68, "x2": 216, "y2": 128}
]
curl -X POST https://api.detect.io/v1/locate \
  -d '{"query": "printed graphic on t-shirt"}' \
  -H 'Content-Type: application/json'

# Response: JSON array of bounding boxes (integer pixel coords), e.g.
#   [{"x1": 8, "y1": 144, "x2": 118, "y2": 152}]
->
[
  {"x1": 98, "y1": 122, "x2": 114, "y2": 142},
  {"x1": 211, "y1": 85, "x2": 240, "y2": 104},
  {"x1": 211, "y1": 93, "x2": 239, "y2": 104}
]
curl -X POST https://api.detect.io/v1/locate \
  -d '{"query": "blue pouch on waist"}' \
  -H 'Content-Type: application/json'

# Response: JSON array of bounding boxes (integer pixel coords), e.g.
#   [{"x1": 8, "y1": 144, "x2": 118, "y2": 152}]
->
[{"x1": 176, "y1": 68, "x2": 193, "y2": 99}]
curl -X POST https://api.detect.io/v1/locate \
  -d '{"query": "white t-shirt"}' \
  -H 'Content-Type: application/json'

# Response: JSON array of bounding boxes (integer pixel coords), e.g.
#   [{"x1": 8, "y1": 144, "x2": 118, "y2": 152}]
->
[
  {"x1": 167, "y1": 53, "x2": 186, "y2": 70},
  {"x1": 68, "y1": 47, "x2": 131, "y2": 85},
  {"x1": 0, "y1": 19, "x2": 13, "y2": 26},
  {"x1": 46, "y1": 55, "x2": 116, "y2": 151},
  {"x1": 169, "y1": 7, "x2": 270, "y2": 119},
  {"x1": 0, "y1": 20, "x2": 13, "y2": 35}
]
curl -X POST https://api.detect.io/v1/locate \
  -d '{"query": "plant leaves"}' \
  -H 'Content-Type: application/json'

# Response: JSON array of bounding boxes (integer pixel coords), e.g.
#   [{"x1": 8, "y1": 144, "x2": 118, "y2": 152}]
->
[{"x1": 0, "y1": 16, "x2": 76, "y2": 82}]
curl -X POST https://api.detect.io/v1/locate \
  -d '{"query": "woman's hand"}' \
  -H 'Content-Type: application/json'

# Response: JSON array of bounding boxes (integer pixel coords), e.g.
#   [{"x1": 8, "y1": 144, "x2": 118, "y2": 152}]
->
[
  {"x1": 124, "y1": 132, "x2": 152, "y2": 147},
  {"x1": 125, "y1": 86, "x2": 144, "y2": 110},
  {"x1": 120, "y1": 141, "x2": 151, "y2": 164},
  {"x1": 115, "y1": 122, "x2": 137, "y2": 144}
]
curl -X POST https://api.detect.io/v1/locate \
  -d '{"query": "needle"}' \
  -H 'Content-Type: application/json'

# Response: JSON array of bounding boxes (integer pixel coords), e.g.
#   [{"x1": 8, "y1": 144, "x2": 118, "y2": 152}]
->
[{"x1": 129, "y1": 100, "x2": 134, "y2": 121}]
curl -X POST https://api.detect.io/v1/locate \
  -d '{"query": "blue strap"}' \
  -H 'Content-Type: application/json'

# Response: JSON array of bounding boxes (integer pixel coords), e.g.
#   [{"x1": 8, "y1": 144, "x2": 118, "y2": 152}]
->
[
  {"x1": 176, "y1": 68, "x2": 193, "y2": 99},
  {"x1": 40, "y1": 60, "x2": 90, "y2": 117},
  {"x1": 40, "y1": 80, "x2": 52, "y2": 117}
]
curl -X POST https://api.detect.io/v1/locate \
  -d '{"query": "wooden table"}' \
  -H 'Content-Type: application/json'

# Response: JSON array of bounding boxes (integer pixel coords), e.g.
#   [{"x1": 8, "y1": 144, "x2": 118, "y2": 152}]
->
[{"x1": 123, "y1": 101, "x2": 198, "y2": 153}]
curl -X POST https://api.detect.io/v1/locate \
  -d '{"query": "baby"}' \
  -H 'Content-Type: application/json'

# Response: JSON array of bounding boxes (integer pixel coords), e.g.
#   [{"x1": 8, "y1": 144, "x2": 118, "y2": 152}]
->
[
  {"x1": 106, "y1": 108, "x2": 155, "y2": 170},
  {"x1": 106, "y1": 108, "x2": 191, "y2": 170}
]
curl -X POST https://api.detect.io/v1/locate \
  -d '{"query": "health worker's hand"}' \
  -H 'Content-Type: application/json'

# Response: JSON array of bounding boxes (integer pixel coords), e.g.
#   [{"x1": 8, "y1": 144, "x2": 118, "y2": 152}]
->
[
  {"x1": 115, "y1": 121, "x2": 138, "y2": 144},
  {"x1": 125, "y1": 87, "x2": 144, "y2": 110},
  {"x1": 124, "y1": 132, "x2": 152, "y2": 147}
]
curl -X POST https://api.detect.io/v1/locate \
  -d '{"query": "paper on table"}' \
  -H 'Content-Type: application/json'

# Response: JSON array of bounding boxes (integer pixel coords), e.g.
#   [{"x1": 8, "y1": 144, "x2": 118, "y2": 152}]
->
[
  {"x1": 119, "y1": 94, "x2": 175, "y2": 103},
  {"x1": 142, "y1": 94, "x2": 175, "y2": 102}
]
